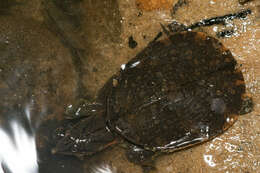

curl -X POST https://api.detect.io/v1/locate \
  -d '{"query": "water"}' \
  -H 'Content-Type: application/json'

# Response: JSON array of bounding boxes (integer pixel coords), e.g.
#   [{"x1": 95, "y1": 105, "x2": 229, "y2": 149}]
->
[
  {"x1": 0, "y1": 121, "x2": 38, "y2": 173},
  {"x1": 0, "y1": 0, "x2": 259, "y2": 173},
  {"x1": 90, "y1": 164, "x2": 116, "y2": 173}
]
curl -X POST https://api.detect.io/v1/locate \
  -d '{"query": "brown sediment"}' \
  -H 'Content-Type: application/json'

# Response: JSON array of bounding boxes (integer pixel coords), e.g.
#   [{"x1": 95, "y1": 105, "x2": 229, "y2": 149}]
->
[{"x1": 136, "y1": 0, "x2": 174, "y2": 10}]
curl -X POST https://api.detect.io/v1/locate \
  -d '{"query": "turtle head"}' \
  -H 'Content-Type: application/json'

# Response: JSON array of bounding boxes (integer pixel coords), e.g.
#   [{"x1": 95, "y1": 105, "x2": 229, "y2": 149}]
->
[{"x1": 52, "y1": 115, "x2": 117, "y2": 159}]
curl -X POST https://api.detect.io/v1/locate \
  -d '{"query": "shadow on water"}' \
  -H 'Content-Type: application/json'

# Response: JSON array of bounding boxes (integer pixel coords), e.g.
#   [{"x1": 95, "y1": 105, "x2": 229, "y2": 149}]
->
[{"x1": 43, "y1": 0, "x2": 122, "y2": 99}]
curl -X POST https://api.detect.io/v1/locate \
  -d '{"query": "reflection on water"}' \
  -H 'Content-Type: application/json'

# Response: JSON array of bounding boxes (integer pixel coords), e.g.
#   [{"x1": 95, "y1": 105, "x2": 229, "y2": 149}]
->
[
  {"x1": 91, "y1": 164, "x2": 116, "y2": 173},
  {"x1": 203, "y1": 154, "x2": 216, "y2": 167},
  {"x1": 0, "y1": 119, "x2": 38, "y2": 173}
]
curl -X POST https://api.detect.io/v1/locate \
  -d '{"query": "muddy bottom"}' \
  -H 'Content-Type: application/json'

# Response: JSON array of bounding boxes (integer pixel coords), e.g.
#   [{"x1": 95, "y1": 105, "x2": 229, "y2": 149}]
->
[{"x1": 0, "y1": 0, "x2": 259, "y2": 173}]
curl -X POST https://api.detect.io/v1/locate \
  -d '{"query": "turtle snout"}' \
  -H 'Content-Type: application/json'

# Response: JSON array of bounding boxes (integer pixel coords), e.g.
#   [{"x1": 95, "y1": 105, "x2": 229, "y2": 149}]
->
[{"x1": 51, "y1": 135, "x2": 75, "y2": 155}]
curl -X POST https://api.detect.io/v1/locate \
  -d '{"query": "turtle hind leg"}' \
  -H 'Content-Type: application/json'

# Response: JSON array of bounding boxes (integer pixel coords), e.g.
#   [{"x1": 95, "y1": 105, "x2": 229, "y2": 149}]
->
[
  {"x1": 148, "y1": 21, "x2": 187, "y2": 46},
  {"x1": 167, "y1": 21, "x2": 187, "y2": 33},
  {"x1": 239, "y1": 95, "x2": 254, "y2": 115},
  {"x1": 125, "y1": 145, "x2": 157, "y2": 173},
  {"x1": 160, "y1": 22, "x2": 187, "y2": 37}
]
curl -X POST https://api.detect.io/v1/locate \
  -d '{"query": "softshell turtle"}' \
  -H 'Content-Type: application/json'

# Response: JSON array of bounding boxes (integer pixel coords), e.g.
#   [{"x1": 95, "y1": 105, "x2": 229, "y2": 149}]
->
[{"x1": 52, "y1": 10, "x2": 253, "y2": 172}]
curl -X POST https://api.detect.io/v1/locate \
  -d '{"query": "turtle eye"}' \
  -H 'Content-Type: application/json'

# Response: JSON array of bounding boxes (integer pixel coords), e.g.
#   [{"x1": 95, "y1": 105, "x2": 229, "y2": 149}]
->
[{"x1": 210, "y1": 98, "x2": 226, "y2": 114}]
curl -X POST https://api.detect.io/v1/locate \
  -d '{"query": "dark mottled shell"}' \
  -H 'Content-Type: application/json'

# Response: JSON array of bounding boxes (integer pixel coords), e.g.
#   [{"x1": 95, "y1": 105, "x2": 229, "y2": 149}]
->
[{"x1": 107, "y1": 31, "x2": 245, "y2": 152}]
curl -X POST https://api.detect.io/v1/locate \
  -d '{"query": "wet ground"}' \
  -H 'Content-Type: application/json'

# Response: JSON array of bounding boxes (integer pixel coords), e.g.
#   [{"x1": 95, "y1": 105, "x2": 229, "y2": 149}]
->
[{"x1": 0, "y1": 0, "x2": 259, "y2": 173}]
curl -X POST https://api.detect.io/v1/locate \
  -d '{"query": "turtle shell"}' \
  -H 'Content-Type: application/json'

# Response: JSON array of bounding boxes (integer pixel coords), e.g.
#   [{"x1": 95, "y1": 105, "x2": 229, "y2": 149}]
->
[{"x1": 106, "y1": 31, "x2": 245, "y2": 152}]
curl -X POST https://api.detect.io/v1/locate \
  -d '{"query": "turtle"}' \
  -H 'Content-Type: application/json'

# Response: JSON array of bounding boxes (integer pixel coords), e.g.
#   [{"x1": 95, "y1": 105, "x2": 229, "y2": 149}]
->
[{"x1": 51, "y1": 9, "x2": 253, "y2": 172}]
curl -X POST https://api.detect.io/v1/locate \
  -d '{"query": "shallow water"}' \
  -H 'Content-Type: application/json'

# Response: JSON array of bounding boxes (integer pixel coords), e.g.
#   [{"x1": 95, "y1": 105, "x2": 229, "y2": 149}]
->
[{"x1": 0, "y1": 0, "x2": 259, "y2": 173}]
